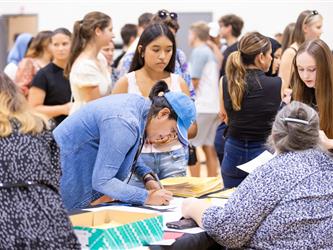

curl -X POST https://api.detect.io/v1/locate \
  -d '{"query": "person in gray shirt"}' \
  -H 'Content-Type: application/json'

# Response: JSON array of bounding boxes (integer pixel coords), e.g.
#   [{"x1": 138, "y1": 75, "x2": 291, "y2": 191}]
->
[{"x1": 182, "y1": 101, "x2": 333, "y2": 249}]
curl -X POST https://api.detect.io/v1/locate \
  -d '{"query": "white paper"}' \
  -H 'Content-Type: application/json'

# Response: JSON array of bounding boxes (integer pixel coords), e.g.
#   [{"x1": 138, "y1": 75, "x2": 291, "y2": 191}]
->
[
  {"x1": 237, "y1": 150, "x2": 274, "y2": 173},
  {"x1": 149, "y1": 239, "x2": 176, "y2": 246}
]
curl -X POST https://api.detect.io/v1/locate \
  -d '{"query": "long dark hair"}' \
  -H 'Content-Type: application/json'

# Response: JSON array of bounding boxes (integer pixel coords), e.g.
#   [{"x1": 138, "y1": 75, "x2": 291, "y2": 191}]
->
[
  {"x1": 64, "y1": 11, "x2": 111, "y2": 78},
  {"x1": 147, "y1": 80, "x2": 177, "y2": 121},
  {"x1": 129, "y1": 23, "x2": 176, "y2": 73}
]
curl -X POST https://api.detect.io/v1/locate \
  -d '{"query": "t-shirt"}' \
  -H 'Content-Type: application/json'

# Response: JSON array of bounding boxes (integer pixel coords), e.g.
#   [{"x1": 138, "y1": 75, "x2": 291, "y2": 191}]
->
[
  {"x1": 220, "y1": 42, "x2": 238, "y2": 77},
  {"x1": 189, "y1": 44, "x2": 219, "y2": 114},
  {"x1": 223, "y1": 69, "x2": 282, "y2": 141},
  {"x1": 69, "y1": 53, "x2": 111, "y2": 114},
  {"x1": 31, "y1": 62, "x2": 71, "y2": 126}
]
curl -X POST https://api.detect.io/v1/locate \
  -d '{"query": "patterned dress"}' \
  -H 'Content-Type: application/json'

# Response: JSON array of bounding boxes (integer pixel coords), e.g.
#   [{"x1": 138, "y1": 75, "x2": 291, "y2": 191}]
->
[
  {"x1": 202, "y1": 149, "x2": 333, "y2": 249},
  {"x1": 0, "y1": 120, "x2": 80, "y2": 249}
]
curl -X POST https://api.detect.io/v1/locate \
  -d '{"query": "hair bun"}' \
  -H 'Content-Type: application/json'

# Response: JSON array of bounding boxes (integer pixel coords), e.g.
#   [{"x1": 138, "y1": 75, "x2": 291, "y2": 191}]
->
[{"x1": 149, "y1": 80, "x2": 170, "y2": 100}]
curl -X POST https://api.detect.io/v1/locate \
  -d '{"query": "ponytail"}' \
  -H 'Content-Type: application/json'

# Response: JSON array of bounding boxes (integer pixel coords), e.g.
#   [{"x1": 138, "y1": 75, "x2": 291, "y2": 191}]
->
[
  {"x1": 64, "y1": 11, "x2": 111, "y2": 78},
  {"x1": 64, "y1": 21, "x2": 84, "y2": 78},
  {"x1": 226, "y1": 51, "x2": 246, "y2": 111}
]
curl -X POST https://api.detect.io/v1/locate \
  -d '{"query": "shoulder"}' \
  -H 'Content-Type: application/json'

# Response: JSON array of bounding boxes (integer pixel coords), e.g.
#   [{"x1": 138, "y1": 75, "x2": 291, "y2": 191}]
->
[{"x1": 112, "y1": 75, "x2": 129, "y2": 94}]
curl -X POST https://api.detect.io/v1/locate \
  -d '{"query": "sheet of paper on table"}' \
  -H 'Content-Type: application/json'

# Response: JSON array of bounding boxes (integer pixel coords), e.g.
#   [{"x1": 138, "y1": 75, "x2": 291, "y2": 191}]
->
[{"x1": 237, "y1": 150, "x2": 274, "y2": 173}]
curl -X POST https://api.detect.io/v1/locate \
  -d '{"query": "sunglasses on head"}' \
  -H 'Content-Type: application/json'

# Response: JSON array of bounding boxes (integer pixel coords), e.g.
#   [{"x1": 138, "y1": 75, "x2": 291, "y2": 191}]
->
[{"x1": 158, "y1": 10, "x2": 178, "y2": 21}]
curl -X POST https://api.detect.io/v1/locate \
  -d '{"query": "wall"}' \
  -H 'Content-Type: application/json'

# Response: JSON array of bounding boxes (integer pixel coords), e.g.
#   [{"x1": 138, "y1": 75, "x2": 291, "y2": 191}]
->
[{"x1": 1, "y1": 0, "x2": 332, "y2": 54}]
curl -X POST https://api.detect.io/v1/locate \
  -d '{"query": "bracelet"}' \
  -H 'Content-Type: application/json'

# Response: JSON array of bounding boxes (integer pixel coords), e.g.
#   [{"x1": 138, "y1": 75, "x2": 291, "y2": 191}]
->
[{"x1": 143, "y1": 174, "x2": 155, "y2": 184}]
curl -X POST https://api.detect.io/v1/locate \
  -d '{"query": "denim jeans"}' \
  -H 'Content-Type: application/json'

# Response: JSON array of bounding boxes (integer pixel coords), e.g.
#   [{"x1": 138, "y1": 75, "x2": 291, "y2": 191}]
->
[
  {"x1": 127, "y1": 147, "x2": 187, "y2": 188},
  {"x1": 221, "y1": 136, "x2": 266, "y2": 188}
]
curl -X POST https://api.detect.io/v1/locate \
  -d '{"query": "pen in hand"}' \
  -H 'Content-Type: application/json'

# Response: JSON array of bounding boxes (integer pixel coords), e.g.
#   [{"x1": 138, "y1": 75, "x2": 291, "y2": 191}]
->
[{"x1": 151, "y1": 172, "x2": 164, "y2": 189}]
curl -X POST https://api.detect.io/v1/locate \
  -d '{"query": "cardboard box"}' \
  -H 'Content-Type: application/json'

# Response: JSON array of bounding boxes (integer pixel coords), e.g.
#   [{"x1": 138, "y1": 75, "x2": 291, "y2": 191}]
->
[{"x1": 70, "y1": 209, "x2": 163, "y2": 249}]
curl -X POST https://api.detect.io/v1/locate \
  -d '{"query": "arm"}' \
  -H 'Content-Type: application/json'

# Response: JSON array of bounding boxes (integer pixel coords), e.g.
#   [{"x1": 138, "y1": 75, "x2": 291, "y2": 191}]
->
[
  {"x1": 112, "y1": 76, "x2": 129, "y2": 94},
  {"x1": 278, "y1": 48, "x2": 296, "y2": 96},
  {"x1": 28, "y1": 87, "x2": 72, "y2": 118},
  {"x1": 192, "y1": 78, "x2": 200, "y2": 90},
  {"x1": 319, "y1": 130, "x2": 333, "y2": 150},
  {"x1": 92, "y1": 118, "x2": 147, "y2": 204},
  {"x1": 219, "y1": 77, "x2": 228, "y2": 124},
  {"x1": 79, "y1": 85, "x2": 101, "y2": 102},
  {"x1": 179, "y1": 77, "x2": 190, "y2": 96},
  {"x1": 183, "y1": 164, "x2": 286, "y2": 248},
  {"x1": 206, "y1": 40, "x2": 223, "y2": 69}
]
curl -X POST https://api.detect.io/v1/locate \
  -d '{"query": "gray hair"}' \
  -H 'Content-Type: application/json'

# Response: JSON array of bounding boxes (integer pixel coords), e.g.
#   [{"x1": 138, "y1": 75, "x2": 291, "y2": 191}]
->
[{"x1": 268, "y1": 101, "x2": 319, "y2": 153}]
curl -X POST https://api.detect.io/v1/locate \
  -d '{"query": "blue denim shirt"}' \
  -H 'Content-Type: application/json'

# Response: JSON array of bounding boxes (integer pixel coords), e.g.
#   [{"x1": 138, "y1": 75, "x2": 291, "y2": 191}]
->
[{"x1": 53, "y1": 94, "x2": 152, "y2": 211}]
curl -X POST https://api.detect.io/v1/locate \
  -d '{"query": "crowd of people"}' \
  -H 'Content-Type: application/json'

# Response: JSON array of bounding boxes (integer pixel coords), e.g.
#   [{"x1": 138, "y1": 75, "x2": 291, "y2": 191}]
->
[{"x1": 1, "y1": 8, "x2": 333, "y2": 249}]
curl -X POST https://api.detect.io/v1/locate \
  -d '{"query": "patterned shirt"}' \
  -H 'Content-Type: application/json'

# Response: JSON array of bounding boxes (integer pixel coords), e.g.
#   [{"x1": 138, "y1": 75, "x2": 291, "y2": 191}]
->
[{"x1": 202, "y1": 149, "x2": 333, "y2": 249}]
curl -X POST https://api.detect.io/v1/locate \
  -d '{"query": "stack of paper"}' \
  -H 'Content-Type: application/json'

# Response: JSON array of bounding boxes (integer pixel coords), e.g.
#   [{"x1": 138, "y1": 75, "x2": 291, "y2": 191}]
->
[{"x1": 160, "y1": 177, "x2": 222, "y2": 197}]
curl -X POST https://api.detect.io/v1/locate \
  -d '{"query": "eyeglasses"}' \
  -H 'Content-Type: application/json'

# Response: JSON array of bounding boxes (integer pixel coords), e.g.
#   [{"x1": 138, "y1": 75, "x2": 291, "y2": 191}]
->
[{"x1": 158, "y1": 10, "x2": 178, "y2": 21}]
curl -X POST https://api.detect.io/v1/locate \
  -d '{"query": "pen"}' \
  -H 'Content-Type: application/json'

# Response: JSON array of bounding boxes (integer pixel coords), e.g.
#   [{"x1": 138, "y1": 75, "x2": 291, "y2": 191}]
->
[{"x1": 151, "y1": 172, "x2": 164, "y2": 189}]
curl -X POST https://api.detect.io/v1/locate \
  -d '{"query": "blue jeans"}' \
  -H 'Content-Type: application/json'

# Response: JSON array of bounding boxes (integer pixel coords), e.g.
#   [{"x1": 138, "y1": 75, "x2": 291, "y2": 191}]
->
[
  {"x1": 221, "y1": 137, "x2": 266, "y2": 188},
  {"x1": 128, "y1": 147, "x2": 187, "y2": 188}
]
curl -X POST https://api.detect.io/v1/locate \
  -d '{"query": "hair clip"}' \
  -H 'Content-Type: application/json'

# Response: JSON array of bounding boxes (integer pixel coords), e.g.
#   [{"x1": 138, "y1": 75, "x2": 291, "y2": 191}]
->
[
  {"x1": 312, "y1": 10, "x2": 319, "y2": 15},
  {"x1": 158, "y1": 91, "x2": 165, "y2": 97},
  {"x1": 280, "y1": 117, "x2": 310, "y2": 125}
]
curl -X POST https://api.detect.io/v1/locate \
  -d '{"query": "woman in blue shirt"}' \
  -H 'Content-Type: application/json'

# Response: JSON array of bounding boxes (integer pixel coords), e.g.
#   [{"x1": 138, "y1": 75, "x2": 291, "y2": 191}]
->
[{"x1": 53, "y1": 80, "x2": 196, "y2": 211}]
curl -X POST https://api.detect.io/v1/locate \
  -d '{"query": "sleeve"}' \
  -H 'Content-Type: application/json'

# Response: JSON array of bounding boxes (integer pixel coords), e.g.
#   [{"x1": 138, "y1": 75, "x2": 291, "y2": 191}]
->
[
  {"x1": 201, "y1": 162, "x2": 285, "y2": 248},
  {"x1": 31, "y1": 68, "x2": 48, "y2": 92},
  {"x1": 117, "y1": 52, "x2": 134, "y2": 79},
  {"x1": 176, "y1": 49, "x2": 195, "y2": 98},
  {"x1": 70, "y1": 60, "x2": 101, "y2": 88},
  {"x1": 92, "y1": 118, "x2": 148, "y2": 205},
  {"x1": 189, "y1": 48, "x2": 209, "y2": 79}
]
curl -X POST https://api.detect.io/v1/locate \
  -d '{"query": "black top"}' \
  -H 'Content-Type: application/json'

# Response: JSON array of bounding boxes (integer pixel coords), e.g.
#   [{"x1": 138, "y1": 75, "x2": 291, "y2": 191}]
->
[
  {"x1": 0, "y1": 119, "x2": 80, "y2": 248},
  {"x1": 220, "y1": 42, "x2": 238, "y2": 77},
  {"x1": 32, "y1": 63, "x2": 71, "y2": 126},
  {"x1": 223, "y1": 69, "x2": 282, "y2": 141}
]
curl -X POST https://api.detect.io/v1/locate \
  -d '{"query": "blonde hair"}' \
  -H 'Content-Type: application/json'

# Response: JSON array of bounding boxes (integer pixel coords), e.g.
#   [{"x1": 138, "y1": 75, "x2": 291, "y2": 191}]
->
[
  {"x1": 226, "y1": 32, "x2": 271, "y2": 111},
  {"x1": 0, "y1": 73, "x2": 49, "y2": 137},
  {"x1": 190, "y1": 21, "x2": 209, "y2": 41},
  {"x1": 294, "y1": 10, "x2": 323, "y2": 45},
  {"x1": 292, "y1": 39, "x2": 333, "y2": 139}
]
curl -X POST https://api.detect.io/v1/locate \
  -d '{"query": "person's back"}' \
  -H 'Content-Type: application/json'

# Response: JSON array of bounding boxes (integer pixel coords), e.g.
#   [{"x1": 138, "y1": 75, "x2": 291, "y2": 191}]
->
[
  {"x1": 0, "y1": 73, "x2": 80, "y2": 249},
  {"x1": 223, "y1": 70, "x2": 281, "y2": 140}
]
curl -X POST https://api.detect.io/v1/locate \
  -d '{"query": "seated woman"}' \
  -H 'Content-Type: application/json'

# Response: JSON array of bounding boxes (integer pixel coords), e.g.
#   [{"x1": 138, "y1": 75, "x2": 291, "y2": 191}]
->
[
  {"x1": 0, "y1": 73, "x2": 80, "y2": 249},
  {"x1": 182, "y1": 101, "x2": 333, "y2": 249}
]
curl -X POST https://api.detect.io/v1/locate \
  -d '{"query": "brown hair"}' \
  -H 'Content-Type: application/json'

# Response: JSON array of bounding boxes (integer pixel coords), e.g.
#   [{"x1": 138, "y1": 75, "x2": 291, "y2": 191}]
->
[
  {"x1": 190, "y1": 21, "x2": 209, "y2": 41},
  {"x1": 292, "y1": 39, "x2": 333, "y2": 138},
  {"x1": 0, "y1": 73, "x2": 48, "y2": 137},
  {"x1": 151, "y1": 9, "x2": 180, "y2": 33},
  {"x1": 226, "y1": 32, "x2": 271, "y2": 111},
  {"x1": 294, "y1": 10, "x2": 323, "y2": 45},
  {"x1": 218, "y1": 14, "x2": 244, "y2": 38},
  {"x1": 25, "y1": 30, "x2": 53, "y2": 58},
  {"x1": 281, "y1": 22, "x2": 295, "y2": 53},
  {"x1": 64, "y1": 11, "x2": 111, "y2": 78}
]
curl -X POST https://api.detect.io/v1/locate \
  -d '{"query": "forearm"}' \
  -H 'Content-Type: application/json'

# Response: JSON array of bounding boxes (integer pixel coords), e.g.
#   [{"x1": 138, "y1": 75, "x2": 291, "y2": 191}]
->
[
  {"x1": 34, "y1": 104, "x2": 68, "y2": 118},
  {"x1": 93, "y1": 177, "x2": 148, "y2": 205}
]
